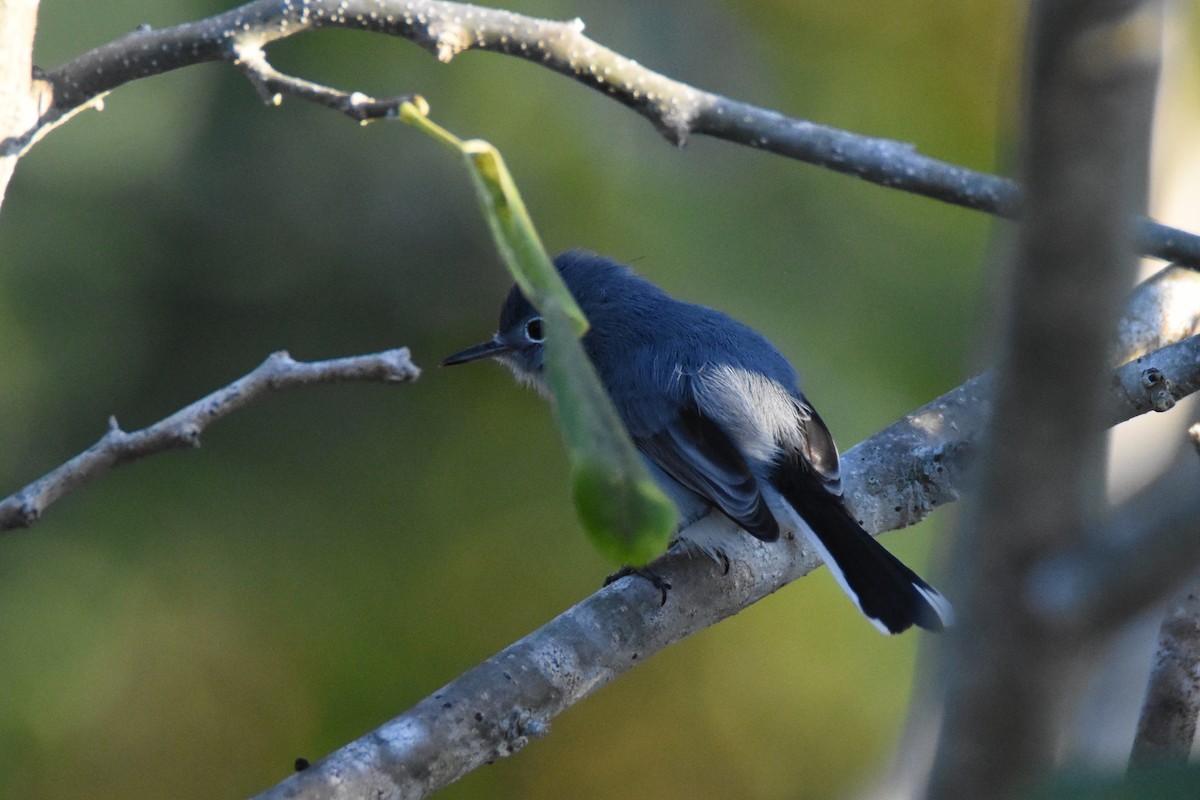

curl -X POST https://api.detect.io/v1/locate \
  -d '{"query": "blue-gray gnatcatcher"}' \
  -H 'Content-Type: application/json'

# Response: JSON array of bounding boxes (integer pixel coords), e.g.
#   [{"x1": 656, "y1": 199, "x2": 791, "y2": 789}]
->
[{"x1": 443, "y1": 250, "x2": 952, "y2": 634}]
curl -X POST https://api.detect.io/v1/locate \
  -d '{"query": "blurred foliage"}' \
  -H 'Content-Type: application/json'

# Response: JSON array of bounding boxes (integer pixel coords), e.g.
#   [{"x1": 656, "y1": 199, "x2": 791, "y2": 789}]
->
[
  {"x1": 0, "y1": 0, "x2": 1021, "y2": 797},
  {"x1": 1027, "y1": 764, "x2": 1200, "y2": 800}
]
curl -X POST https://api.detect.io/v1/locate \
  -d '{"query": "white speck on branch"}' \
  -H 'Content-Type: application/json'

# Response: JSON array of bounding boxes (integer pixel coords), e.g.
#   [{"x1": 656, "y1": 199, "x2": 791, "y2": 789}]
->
[{"x1": 0, "y1": 347, "x2": 420, "y2": 532}]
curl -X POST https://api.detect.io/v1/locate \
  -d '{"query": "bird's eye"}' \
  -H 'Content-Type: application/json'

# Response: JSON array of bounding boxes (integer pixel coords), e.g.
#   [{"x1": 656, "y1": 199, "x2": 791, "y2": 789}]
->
[{"x1": 525, "y1": 317, "x2": 545, "y2": 342}]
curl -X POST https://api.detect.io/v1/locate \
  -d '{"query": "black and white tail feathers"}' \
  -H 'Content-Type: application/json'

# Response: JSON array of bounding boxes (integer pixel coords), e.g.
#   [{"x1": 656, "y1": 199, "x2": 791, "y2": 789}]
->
[
  {"x1": 771, "y1": 456, "x2": 953, "y2": 634},
  {"x1": 636, "y1": 392, "x2": 953, "y2": 635}
]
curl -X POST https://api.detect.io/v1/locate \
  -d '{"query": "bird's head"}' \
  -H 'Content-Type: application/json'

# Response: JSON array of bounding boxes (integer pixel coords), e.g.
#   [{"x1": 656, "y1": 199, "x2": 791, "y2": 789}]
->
[
  {"x1": 442, "y1": 250, "x2": 658, "y2": 394},
  {"x1": 441, "y1": 280, "x2": 548, "y2": 393}
]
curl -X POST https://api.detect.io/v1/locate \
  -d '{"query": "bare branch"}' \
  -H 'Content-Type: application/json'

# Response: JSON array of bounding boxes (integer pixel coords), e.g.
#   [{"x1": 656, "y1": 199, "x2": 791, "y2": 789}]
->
[
  {"x1": 12, "y1": 0, "x2": 1199, "y2": 267},
  {"x1": 1026, "y1": 443, "x2": 1200, "y2": 636},
  {"x1": 1008, "y1": 335, "x2": 1200, "y2": 639},
  {"x1": 253, "y1": 529, "x2": 826, "y2": 800},
  {"x1": 1130, "y1": 584, "x2": 1200, "y2": 768},
  {"x1": 251, "y1": 326, "x2": 1200, "y2": 800},
  {"x1": 1108, "y1": 335, "x2": 1200, "y2": 424},
  {"x1": 1132, "y1": 433, "x2": 1200, "y2": 767},
  {"x1": 1117, "y1": 265, "x2": 1200, "y2": 360},
  {"x1": 0, "y1": 348, "x2": 420, "y2": 532},
  {"x1": 232, "y1": 42, "x2": 419, "y2": 123}
]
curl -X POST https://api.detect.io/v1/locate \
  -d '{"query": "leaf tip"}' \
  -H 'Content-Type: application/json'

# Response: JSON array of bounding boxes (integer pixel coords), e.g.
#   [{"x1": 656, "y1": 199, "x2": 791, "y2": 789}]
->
[{"x1": 572, "y1": 465, "x2": 676, "y2": 567}]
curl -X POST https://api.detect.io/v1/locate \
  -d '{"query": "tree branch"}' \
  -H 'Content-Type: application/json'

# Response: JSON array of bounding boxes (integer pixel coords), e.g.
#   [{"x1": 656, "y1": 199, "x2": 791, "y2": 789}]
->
[
  {"x1": 1028, "y1": 419, "x2": 1200, "y2": 654},
  {"x1": 232, "y1": 42, "x2": 420, "y2": 123},
  {"x1": 254, "y1": 526, "x2": 826, "y2": 800},
  {"x1": 1117, "y1": 265, "x2": 1200, "y2": 359},
  {"x1": 8, "y1": 0, "x2": 1198, "y2": 267},
  {"x1": 1129, "y1": 582, "x2": 1200, "y2": 768},
  {"x1": 1128, "y1": 427, "x2": 1200, "y2": 768},
  {"x1": 1108, "y1": 335, "x2": 1200, "y2": 424},
  {"x1": 0, "y1": 348, "x2": 420, "y2": 532},
  {"x1": 252, "y1": 325, "x2": 1200, "y2": 800}
]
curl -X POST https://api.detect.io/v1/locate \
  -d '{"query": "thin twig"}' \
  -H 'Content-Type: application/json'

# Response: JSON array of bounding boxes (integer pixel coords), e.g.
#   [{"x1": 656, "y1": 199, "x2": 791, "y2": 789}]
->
[
  {"x1": 0, "y1": 348, "x2": 420, "y2": 532},
  {"x1": 15, "y1": 0, "x2": 1200, "y2": 267},
  {"x1": 1109, "y1": 335, "x2": 1200, "y2": 425},
  {"x1": 232, "y1": 43, "x2": 417, "y2": 122}
]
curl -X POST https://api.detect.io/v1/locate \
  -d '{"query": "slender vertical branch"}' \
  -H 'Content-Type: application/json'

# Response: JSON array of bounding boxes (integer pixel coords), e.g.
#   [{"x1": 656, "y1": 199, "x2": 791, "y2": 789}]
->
[
  {"x1": 928, "y1": 2, "x2": 1163, "y2": 798},
  {"x1": 1129, "y1": 426, "x2": 1200, "y2": 768},
  {"x1": 1130, "y1": 584, "x2": 1200, "y2": 767}
]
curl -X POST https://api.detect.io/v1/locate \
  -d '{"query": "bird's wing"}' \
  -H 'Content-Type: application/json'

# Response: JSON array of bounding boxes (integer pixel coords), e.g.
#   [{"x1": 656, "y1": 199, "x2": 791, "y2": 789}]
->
[
  {"x1": 792, "y1": 399, "x2": 843, "y2": 496},
  {"x1": 686, "y1": 361, "x2": 844, "y2": 495},
  {"x1": 634, "y1": 399, "x2": 780, "y2": 542}
]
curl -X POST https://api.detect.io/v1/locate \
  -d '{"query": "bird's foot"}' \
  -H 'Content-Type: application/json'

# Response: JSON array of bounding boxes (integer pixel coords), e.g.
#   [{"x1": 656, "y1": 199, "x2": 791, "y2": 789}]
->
[
  {"x1": 604, "y1": 566, "x2": 672, "y2": 605},
  {"x1": 667, "y1": 532, "x2": 732, "y2": 576}
]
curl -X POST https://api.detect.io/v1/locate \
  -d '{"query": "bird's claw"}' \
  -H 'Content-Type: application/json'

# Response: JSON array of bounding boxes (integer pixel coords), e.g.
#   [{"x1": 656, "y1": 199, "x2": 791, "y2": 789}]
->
[{"x1": 604, "y1": 566, "x2": 672, "y2": 605}]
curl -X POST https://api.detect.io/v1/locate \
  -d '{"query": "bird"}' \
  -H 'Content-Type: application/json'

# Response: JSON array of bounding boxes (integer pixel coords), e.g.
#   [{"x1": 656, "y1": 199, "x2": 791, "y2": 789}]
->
[{"x1": 442, "y1": 250, "x2": 952, "y2": 634}]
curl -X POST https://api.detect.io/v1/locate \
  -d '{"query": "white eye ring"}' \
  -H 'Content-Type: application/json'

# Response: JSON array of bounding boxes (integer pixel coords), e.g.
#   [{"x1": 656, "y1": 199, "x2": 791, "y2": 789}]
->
[{"x1": 525, "y1": 317, "x2": 545, "y2": 342}]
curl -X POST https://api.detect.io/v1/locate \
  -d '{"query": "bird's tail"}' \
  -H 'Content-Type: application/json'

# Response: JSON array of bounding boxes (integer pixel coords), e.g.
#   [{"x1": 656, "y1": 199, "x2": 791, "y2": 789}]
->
[{"x1": 779, "y1": 486, "x2": 953, "y2": 634}]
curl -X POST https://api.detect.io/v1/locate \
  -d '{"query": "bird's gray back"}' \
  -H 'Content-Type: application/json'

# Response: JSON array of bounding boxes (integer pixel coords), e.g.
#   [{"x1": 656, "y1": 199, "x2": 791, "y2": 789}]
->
[{"x1": 555, "y1": 252, "x2": 803, "y2": 441}]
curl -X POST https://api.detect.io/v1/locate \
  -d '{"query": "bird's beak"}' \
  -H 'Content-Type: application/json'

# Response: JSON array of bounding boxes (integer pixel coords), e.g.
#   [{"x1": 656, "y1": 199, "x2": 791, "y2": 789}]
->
[{"x1": 441, "y1": 336, "x2": 509, "y2": 366}]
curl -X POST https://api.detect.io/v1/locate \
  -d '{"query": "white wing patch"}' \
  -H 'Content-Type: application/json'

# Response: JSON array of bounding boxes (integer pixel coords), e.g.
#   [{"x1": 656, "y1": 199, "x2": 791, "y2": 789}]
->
[{"x1": 691, "y1": 364, "x2": 806, "y2": 464}]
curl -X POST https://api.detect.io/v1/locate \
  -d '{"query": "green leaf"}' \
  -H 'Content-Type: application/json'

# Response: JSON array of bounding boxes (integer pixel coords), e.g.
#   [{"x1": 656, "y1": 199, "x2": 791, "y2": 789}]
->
[
  {"x1": 400, "y1": 99, "x2": 677, "y2": 565},
  {"x1": 542, "y1": 304, "x2": 676, "y2": 565}
]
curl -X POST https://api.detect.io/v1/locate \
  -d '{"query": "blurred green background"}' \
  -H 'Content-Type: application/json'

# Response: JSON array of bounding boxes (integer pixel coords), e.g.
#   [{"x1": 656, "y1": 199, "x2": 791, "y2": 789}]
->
[{"x1": 0, "y1": 1, "x2": 1022, "y2": 797}]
